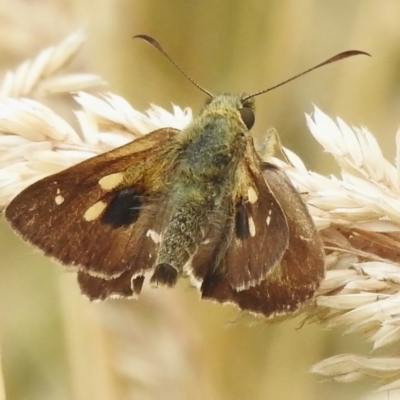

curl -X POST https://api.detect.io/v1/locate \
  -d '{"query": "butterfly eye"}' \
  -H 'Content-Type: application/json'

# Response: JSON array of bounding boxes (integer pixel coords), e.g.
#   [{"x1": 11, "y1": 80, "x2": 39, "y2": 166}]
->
[{"x1": 239, "y1": 107, "x2": 255, "y2": 130}]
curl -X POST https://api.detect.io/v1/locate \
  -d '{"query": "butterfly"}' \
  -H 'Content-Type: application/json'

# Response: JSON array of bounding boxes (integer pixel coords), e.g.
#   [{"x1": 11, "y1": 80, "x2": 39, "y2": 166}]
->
[{"x1": 5, "y1": 36, "x2": 368, "y2": 318}]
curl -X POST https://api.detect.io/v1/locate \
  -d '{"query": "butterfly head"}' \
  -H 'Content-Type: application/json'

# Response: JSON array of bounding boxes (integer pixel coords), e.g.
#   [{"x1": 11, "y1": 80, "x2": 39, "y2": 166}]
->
[{"x1": 202, "y1": 93, "x2": 255, "y2": 131}]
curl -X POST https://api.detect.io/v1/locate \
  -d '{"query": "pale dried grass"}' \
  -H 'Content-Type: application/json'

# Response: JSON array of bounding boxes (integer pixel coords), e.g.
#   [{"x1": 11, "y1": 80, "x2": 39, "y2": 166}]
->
[{"x1": 1, "y1": 32, "x2": 400, "y2": 397}]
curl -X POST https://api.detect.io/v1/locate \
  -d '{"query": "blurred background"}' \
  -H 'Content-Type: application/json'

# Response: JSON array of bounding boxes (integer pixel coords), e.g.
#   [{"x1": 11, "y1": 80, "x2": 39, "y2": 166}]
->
[{"x1": 0, "y1": 1, "x2": 399, "y2": 399}]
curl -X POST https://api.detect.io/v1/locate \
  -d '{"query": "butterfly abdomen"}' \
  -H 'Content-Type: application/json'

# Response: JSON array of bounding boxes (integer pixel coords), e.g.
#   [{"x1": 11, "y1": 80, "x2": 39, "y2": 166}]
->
[{"x1": 151, "y1": 183, "x2": 213, "y2": 287}]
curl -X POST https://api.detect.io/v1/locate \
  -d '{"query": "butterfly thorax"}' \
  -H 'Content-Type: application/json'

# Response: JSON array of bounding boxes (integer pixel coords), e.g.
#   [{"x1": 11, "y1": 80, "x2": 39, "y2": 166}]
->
[{"x1": 176, "y1": 93, "x2": 250, "y2": 182}]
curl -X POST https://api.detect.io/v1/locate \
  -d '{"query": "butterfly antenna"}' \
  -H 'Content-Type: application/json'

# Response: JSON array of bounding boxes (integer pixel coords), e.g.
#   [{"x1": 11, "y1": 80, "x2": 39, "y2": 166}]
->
[
  {"x1": 243, "y1": 50, "x2": 370, "y2": 101},
  {"x1": 134, "y1": 34, "x2": 214, "y2": 99}
]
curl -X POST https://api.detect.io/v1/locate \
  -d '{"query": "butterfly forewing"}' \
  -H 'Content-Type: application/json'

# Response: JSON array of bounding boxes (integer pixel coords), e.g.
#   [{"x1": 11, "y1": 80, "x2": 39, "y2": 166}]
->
[
  {"x1": 224, "y1": 156, "x2": 289, "y2": 290},
  {"x1": 5, "y1": 128, "x2": 180, "y2": 290}
]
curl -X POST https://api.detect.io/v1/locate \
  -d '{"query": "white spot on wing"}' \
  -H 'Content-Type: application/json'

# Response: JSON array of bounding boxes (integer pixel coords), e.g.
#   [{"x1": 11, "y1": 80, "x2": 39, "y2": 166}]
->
[
  {"x1": 146, "y1": 229, "x2": 162, "y2": 244},
  {"x1": 183, "y1": 253, "x2": 202, "y2": 288},
  {"x1": 84, "y1": 201, "x2": 107, "y2": 221},
  {"x1": 266, "y1": 209, "x2": 272, "y2": 226},
  {"x1": 98, "y1": 172, "x2": 124, "y2": 190},
  {"x1": 248, "y1": 186, "x2": 258, "y2": 204},
  {"x1": 248, "y1": 216, "x2": 256, "y2": 237},
  {"x1": 55, "y1": 195, "x2": 64, "y2": 205}
]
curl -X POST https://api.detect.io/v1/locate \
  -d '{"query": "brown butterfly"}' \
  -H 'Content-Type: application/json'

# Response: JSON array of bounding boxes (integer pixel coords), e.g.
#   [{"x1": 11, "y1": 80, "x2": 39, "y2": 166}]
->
[{"x1": 5, "y1": 36, "x2": 369, "y2": 318}]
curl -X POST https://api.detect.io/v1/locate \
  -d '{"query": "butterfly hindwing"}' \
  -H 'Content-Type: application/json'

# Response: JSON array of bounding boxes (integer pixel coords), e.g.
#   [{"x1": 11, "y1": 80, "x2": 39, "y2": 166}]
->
[
  {"x1": 77, "y1": 270, "x2": 145, "y2": 300},
  {"x1": 6, "y1": 128, "x2": 180, "y2": 298},
  {"x1": 200, "y1": 162, "x2": 325, "y2": 317}
]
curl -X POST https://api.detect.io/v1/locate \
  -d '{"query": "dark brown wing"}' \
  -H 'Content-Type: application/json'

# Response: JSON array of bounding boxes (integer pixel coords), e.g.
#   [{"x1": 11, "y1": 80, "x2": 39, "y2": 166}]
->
[
  {"x1": 189, "y1": 138, "x2": 290, "y2": 290},
  {"x1": 200, "y1": 162, "x2": 325, "y2": 318},
  {"x1": 224, "y1": 161, "x2": 290, "y2": 290},
  {"x1": 6, "y1": 128, "x2": 180, "y2": 299}
]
